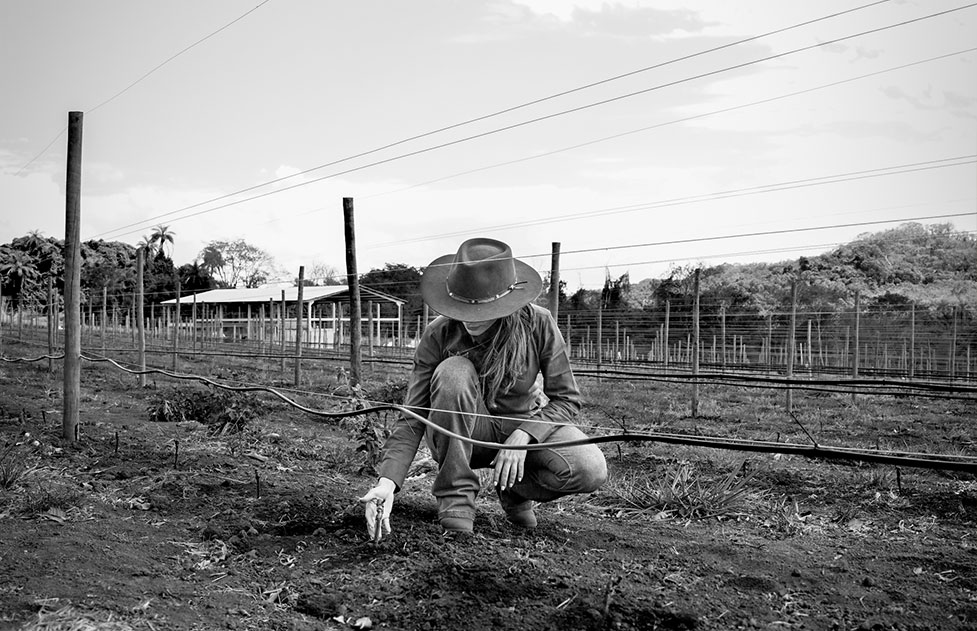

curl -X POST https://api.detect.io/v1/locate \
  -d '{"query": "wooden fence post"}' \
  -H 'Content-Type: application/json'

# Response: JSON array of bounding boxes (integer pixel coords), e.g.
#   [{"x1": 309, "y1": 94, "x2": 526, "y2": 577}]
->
[
  {"x1": 852, "y1": 291, "x2": 860, "y2": 404},
  {"x1": 549, "y1": 242, "x2": 561, "y2": 322},
  {"x1": 101, "y1": 287, "x2": 107, "y2": 355},
  {"x1": 295, "y1": 266, "x2": 304, "y2": 386},
  {"x1": 663, "y1": 300, "x2": 670, "y2": 370},
  {"x1": 63, "y1": 111, "x2": 83, "y2": 441},
  {"x1": 344, "y1": 197, "x2": 362, "y2": 387},
  {"x1": 47, "y1": 276, "x2": 55, "y2": 372},
  {"x1": 172, "y1": 279, "x2": 181, "y2": 371},
  {"x1": 136, "y1": 248, "x2": 146, "y2": 388},
  {"x1": 909, "y1": 302, "x2": 916, "y2": 379},
  {"x1": 692, "y1": 269, "x2": 700, "y2": 418},
  {"x1": 720, "y1": 303, "x2": 727, "y2": 371},
  {"x1": 786, "y1": 279, "x2": 797, "y2": 413},
  {"x1": 280, "y1": 291, "x2": 286, "y2": 373}
]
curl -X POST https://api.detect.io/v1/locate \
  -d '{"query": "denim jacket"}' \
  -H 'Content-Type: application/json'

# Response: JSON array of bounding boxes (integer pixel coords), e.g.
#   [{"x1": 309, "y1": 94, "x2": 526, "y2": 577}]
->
[{"x1": 377, "y1": 304, "x2": 581, "y2": 490}]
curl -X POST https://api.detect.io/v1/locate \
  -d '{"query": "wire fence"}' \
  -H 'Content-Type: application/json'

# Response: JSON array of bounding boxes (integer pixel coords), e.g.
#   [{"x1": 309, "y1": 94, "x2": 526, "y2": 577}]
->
[{"x1": 2, "y1": 292, "x2": 974, "y2": 386}]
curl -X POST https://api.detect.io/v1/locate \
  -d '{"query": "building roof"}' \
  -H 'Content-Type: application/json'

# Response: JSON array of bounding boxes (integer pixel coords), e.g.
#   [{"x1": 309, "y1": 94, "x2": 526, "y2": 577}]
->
[{"x1": 160, "y1": 285, "x2": 403, "y2": 305}]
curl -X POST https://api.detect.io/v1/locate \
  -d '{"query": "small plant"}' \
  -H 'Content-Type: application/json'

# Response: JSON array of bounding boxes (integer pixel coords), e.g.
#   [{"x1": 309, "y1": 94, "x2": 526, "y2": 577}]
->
[
  {"x1": 148, "y1": 387, "x2": 264, "y2": 435},
  {"x1": 592, "y1": 460, "x2": 761, "y2": 520},
  {"x1": 353, "y1": 415, "x2": 389, "y2": 477},
  {"x1": 0, "y1": 434, "x2": 39, "y2": 489}
]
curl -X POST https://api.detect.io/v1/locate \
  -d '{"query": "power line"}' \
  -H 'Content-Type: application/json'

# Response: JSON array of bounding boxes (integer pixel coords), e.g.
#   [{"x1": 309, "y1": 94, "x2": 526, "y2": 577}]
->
[
  {"x1": 84, "y1": 0, "x2": 894, "y2": 235},
  {"x1": 13, "y1": 0, "x2": 273, "y2": 176},
  {"x1": 362, "y1": 48, "x2": 977, "y2": 206},
  {"x1": 91, "y1": 3, "x2": 976, "y2": 241},
  {"x1": 367, "y1": 155, "x2": 976, "y2": 249}
]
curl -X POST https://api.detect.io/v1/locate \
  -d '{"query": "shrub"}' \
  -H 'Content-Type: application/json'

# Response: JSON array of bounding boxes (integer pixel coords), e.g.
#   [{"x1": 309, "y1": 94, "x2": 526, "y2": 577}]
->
[{"x1": 148, "y1": 388, "x2": 264, "y2": 435}]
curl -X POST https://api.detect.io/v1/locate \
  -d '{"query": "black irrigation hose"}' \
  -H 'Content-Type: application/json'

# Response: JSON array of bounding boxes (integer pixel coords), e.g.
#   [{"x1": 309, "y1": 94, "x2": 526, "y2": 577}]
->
[
  {"x1": 576, "y1": 368, "x2": 977, "y2": 394},
  {"x1": 4, "y1": 351, "x2": 977, "y2": 473},
  {"x1": 577, "y1": 372, "x2": 977, "y2": 402}
]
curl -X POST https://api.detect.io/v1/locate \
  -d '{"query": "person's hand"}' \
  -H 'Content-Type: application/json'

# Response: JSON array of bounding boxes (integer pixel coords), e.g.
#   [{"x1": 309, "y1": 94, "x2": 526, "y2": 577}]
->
[
  {"x1": 359, "y1": 477, "x2": 395, "y2": 542},
  {"x1": 492, "y1": 429, "x2": 531, "y2": 491}
]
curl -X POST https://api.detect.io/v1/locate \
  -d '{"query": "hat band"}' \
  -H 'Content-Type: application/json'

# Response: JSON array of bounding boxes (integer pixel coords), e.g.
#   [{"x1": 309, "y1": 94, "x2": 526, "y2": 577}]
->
[{"x1": 446, "y1": 280, "x2": 528, "y2": 305}]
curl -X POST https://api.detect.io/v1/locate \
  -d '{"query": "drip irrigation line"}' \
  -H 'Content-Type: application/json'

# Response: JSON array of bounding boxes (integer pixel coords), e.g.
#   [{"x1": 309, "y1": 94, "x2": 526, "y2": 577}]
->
[
  {"x1": 574, "y1": 372, "x2": 977, "y2": 401},
  {"x1": 4, "y1": 350, "x2": 974, "y2": 473},
  {"x1": 574, "y1": 368, "x2": 977, "y2": 394}
]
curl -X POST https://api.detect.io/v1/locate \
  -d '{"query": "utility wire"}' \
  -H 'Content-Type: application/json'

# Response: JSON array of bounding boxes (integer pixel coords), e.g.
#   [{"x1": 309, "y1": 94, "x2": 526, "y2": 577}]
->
[
  {"x1": 14, "y1": 0, "x2": 273, "y2": 176},
  {"x1": 86, "y1": 0, "x2": 894, "y2": 236},
  {"x1": 369, "y1": 155, "x2": 976, "y2": 250},
  {"x1": 91, "y1": 3, "x2": 976, "y2": 240},
  {"x1": 362, "y1": 48, "x2": 977, "y2": 206}
]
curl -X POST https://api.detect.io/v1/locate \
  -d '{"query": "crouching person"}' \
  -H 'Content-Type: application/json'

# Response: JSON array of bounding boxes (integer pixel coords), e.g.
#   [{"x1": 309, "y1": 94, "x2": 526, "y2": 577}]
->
[{"x1": 360, "y1": 237, "x2": 607, "y2": 539}]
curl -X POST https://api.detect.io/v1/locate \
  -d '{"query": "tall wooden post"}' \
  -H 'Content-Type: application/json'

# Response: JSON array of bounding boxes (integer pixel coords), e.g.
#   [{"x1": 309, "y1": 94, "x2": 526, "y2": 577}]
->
[
  {"x1": 100, "y1": 287, "x2": 107, "y2": 355},
  {"x1": 663, "y1": 300, "x2": 670, "y2": 370},
  {"x1": 691, "y1": 269, "x2": 700, "y2": 417},
  {"x1": 294, "y1": 267, "x2": 304, "y2": 386},
  {"x1": 786, "y1": 278, "x2": 797, "y2": 413},
  {"x1": 367, "y1": 300, "x2": 375, "y2": 374},
  {"x1": 62, "y1": 111, "x2": 83, "y2": 441},
  {"x1": 950, "y1": 306, "x2": 958, "y2": 378},
  {"x1": 47, "y1": 276, "x2": 55, "y2": 372},
  {"x1": 596, "y1": 300, "x2": 603, "y2": 374},
  {"x1": 720, "y1": 303, "x2": 727, "y2": 371},
  {"x1": 172, "y1": 279, "x2": 181, "y2": 371},
  {"x1": 909, "y1": 302, "x2": 916, "y2": 379},
  {"x1": 280, "y1": 290, "x2": 286, "y2": 374},
  {"x1": 548, "y1": 242, "x2": 561, "y2": 322},
  {"x1": 852, "y1": 291, "x2": 861, "y2": 379},
  {"x1": 344, "y1": 198, "x2": 363, "y2": 386},
  {"x1": 852, "y1": 290, "x2": 860, "y2": 405},
  {"x1": 136, "y1": 249, "x2": 146, "y2": 387}
]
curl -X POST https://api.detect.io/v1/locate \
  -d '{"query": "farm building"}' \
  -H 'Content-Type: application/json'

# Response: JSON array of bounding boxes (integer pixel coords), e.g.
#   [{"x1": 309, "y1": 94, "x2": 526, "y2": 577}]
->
[{"x1": 159, "y1": 285, "x2": 406, "y2": 349}]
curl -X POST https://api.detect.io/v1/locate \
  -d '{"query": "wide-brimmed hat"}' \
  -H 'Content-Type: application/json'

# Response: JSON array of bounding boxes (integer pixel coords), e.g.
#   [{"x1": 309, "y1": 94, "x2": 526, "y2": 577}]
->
[{"x1": 420, "y1": 238, "x2": 542, "y2": 321}]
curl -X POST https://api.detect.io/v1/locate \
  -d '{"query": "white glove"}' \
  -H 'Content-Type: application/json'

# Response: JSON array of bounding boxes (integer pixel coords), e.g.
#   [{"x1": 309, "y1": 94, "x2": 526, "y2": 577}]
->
[{"x1": 359, "y1": 477, "x2": 395, "y2": 542}]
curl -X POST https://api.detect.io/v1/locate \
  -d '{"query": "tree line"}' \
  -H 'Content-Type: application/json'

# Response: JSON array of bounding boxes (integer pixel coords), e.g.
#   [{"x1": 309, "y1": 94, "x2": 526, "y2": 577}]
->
[{"x1": 2, "y1": 222, "x2": 973, "y2": 341}]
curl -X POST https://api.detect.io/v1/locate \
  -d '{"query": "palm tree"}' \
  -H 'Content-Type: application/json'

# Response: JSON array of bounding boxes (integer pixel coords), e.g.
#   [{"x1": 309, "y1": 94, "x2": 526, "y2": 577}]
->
[
  {"x1": 136, "y1": 235, "x2": 155, "y2": 260},
  {"x1": 150, "y1": 224, "x2": 176, "y2": 258}
]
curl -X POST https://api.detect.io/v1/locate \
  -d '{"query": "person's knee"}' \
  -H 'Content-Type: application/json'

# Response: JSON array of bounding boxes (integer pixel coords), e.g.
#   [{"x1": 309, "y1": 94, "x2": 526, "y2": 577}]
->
[
  {"x1": 431, "y1": 356, "x2": 478, "y2": 398},
  {"x1": 575, "y1": 448, "x2": 608, "y2": 493}
]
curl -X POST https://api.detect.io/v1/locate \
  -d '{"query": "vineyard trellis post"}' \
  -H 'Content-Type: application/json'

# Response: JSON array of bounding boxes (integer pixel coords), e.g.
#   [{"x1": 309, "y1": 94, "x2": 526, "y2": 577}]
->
[
  {"x1": 549, "y1": 242, "x2": 561, "y2": 322},
  {"x1": 101, "y1": 287, "x2": 107, "y2": 355},
  {"x1": 786, "y1": 278, "x2": 797, "y2": 413},
  {"x1": 47, "y1": 276, "x2": 54, "y2": 373},
  {"x1": 852, "y1": 290, "x2": 860, "y2": 404},
  {"x1": 720, "y1": 303, "x2": 727, "y2": 371},
  {"x1": 280, "y1": 290, "x2": 286, "y2": 374},
  {"x1": 663, "y1": 300, "x2": 670, "y2": 370},
  {"x1": 344, "y1": 197, "x2": 362, "y2": 387},
  {"x1": 596, "y1": 300, "x2": 603, "y2": 375},
  {"x1": 910, "y1": 302, "x2": 916, "y2": 378},
  {"x1": 172, "y1": 279, "x2": 181, "y2": 371},
  {"x1": 295, "y1": 266, "x2": 304, "y2": 386},
  {"x1": 136, "y1": 248, "x2": 146, "y2": 388},
  {"x1": 691, "y1": 268, "x2": 700, "y2": 418},
  {"x1": 62, "y1": 110, "x2": 83, "y2": 442},
  {"x1": 951, "y1": 306, "x2": 958, "y2": 378},
  {"x1": 367, "y1": 300, "x2": 375, "y2": 374}
]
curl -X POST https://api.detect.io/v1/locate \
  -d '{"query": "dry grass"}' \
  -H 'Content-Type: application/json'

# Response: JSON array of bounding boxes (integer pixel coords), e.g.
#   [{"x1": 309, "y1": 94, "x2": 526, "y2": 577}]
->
[
  {"x1": 21, "y1": 601, "x2": 138, "y2": 631},
  {"x1": 591, "y1": 459, "x2": 762, "y2": 520}
]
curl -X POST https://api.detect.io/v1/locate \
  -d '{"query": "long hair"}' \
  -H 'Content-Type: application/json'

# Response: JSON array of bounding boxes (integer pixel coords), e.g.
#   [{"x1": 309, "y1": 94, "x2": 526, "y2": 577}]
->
[{"x1": 479, "y1": 305, "x2": 532, "y2": 407}]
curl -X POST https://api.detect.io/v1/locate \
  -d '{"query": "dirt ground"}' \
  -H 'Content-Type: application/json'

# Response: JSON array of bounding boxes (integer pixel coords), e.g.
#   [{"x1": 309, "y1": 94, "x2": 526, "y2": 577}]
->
[{"x1": 1, "y1": 341, "x2": 975, "y2": 631}]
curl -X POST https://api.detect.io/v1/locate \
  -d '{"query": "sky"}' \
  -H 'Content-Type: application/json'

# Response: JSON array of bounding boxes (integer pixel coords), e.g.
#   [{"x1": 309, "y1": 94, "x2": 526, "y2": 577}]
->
[{"x1": 1, "y1": 0, "x2": 975, "y2": 291}]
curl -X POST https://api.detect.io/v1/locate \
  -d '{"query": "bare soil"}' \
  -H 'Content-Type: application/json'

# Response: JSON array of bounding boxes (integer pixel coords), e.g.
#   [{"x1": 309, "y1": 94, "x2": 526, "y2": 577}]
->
[{"x1": 1, "y1": 340, "x2": 975, "y2": 631}]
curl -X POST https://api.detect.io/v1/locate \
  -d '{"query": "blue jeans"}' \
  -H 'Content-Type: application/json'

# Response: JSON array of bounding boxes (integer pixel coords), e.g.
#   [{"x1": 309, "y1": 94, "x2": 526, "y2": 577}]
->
[{"x1": 425, "y1": 356, "x2": 607, "y2": 524}]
